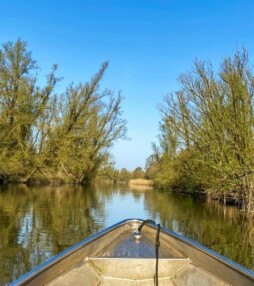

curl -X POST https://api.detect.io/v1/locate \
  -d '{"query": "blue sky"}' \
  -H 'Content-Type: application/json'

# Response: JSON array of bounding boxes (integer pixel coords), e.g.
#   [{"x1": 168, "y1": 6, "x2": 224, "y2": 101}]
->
[{"x1": 1, "y1": 0, "x2": 254, "y2": 170}]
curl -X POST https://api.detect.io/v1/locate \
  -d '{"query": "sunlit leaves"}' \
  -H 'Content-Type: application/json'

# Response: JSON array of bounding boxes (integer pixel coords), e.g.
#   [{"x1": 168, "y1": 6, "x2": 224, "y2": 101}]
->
[{"x1": 155, "y1": 49, "x2": 254, "y2": 211}]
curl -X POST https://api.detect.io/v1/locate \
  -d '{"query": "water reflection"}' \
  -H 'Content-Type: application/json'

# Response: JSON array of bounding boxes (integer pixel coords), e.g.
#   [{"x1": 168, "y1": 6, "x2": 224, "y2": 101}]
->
[
  {"x1": 144, "y1": 190, "x2": 254, "y2": 271},
  {"x1": 0, "y1": 184, "x2": 106, "y2": 285},
  {"x1": 0, "y1": 184, "x2": 253, "y2": 285}
]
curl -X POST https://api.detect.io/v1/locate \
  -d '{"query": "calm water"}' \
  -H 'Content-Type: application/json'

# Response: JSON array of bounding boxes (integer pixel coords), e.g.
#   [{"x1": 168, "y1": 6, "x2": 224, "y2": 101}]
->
[{"x1": 0, "y1": 184, "x2": 254, "y2": 285}]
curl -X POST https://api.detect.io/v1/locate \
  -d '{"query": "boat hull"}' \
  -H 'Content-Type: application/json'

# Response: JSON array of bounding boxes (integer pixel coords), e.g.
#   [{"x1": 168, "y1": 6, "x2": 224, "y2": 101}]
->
[{"x1": 11, "y1": 219, "x2": 254, "y2": 286}]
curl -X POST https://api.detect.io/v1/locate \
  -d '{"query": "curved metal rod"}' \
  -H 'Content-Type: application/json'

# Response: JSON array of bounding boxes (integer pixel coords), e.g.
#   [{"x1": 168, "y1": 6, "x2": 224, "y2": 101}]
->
[
  {"x1": 138, "y1": 219, "x2": 156, "y2": 232},
  {"x1": 133, "y1": 219, "x2": 156, "y2": 240}
]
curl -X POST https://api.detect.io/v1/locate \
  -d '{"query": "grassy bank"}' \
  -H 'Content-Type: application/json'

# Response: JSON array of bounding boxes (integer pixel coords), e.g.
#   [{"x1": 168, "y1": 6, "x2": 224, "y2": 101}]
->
[{"x1": 129, "y1": 179, "x2": 153, "y2": 186}]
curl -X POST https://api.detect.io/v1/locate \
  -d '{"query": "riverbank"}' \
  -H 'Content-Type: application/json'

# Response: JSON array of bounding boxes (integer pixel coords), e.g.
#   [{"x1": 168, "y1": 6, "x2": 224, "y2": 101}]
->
[
  {"x1": 128, "y1": 179, "x2": 153, "y2": 186},
  {"x1": 128, "y1": 179, "x2": 153, "y2": 191},
  {"x1": 2, "y1": 174, "x2": 253, "y2": 213}
]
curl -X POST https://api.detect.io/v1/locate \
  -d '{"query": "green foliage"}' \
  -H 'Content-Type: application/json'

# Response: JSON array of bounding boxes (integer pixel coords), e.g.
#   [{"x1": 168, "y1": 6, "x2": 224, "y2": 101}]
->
[
  {"x1": 144, "y1": 153, "x2": 159, "y2": 180},
  {"x1": 131, "y1": 167, "x2": 144, "y2": 179},
  {"x1": 50, "y1": 63, "x2": 127, "y2": 183},
  {"x1": 154, "y1": 49, "x2": 254, "y2": 211},
  {"x1": 0, "y1": 39, "x2": 59, "y2": 179},
  {"x1": 118, "y1": 168, "x2": 131, "y2": 183},
  {"x1": 0, "y1": 39, "x2": 127, "y2": 184},
  {"x1": 96, "y1": 163, "x2": 119, "y2": 183}
]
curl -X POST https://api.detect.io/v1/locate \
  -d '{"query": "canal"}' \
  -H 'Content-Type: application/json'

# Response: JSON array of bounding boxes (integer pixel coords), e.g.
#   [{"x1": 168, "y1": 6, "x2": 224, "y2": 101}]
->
[{"x1": 0, "y1": 183, "x2": 253, "y2": 285}]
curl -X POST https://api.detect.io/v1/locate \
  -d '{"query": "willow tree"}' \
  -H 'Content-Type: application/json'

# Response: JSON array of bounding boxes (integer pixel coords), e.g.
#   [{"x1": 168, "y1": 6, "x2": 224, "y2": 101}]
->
[
  {"x1": 157, "y1": 49, "x2": 254, "y2": 211},
  {"x1": 0, "y1": 39, "x2": 58, "y2": 180},
  {"x1": 50, "y1": 62, "x2": 127, "y2": 183},
  {"x1": 0, "y1": 39, "x2": 127, "y2": 184}
]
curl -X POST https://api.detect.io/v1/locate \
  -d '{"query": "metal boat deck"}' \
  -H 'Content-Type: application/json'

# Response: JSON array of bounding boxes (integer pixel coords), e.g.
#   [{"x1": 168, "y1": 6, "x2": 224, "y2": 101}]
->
[
  {"x1": 11, "y1": 219, "x2": 254, "y2": 286},
  {"x1": 49, "y1": 257, "x2": 229, "y2": 286}
]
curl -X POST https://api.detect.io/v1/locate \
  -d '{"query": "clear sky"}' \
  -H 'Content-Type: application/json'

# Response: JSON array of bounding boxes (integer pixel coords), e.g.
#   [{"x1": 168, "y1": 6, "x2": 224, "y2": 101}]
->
[{"x1": 1, "y1": 0, "x2": 254, "y2": 170}]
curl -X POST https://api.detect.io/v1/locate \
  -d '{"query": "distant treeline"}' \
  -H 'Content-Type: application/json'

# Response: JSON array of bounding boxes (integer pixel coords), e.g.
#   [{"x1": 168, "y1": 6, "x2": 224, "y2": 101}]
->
[
  {"x1": 146, "y1": 49, "x2": 254, "y2": 212},
  {"x1": 0, "y1": 39, "x2": 127, "y2": 184}
]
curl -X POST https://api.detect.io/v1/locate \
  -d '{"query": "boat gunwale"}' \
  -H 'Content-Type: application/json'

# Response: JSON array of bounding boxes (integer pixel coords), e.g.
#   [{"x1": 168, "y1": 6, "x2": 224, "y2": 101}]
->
[
  {"x1": 10, "y1": 219, "x2": 142, "y2": 285},
  {"x1": 10, "y1": 218, "x2": 254, "y2": 285},
  {"x1": 151, "y1": 222, "x2": 254, "y2": 279}
]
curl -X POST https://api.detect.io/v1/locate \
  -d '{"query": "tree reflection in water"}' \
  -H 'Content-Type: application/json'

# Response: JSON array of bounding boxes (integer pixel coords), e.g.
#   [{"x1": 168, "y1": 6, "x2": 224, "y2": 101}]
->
[
  {"x1": 144, "y1": 190, "x2": 254, "y2": 271},
  {"x1": 0, "y1": 184, "x2": 106, "y2": 285},
  {"x1": 0, "y1": 184, "x2": 253, "y2": 285}
]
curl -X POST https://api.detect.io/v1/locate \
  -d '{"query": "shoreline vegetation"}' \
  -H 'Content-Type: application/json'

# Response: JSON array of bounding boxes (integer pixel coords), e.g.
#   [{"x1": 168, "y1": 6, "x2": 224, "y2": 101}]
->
[
  {"x1": 129, "y1": 179, "x2": 153, "y2": 186},
  {"x1": 0, "y1": 39, "x2": 127, "y2": 185},
  {"x1": 147, "y1": 48, "x2": 254, "y2": 213},
  {"x1": 128, "y1": 179, "x2": 153, "y2": 191},
  {"x1": 1, "y1": 39, "x2": 254, "y2": 212}
]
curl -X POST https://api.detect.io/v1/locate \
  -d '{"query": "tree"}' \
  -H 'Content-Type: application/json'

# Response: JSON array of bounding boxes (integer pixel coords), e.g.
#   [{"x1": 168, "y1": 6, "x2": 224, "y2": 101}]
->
[
  {"x1": 156, "y1": 49, "x2": 254, "y2": 211},
  {"x1": 0, "y1": 39, "x2": 58, "y2": 180},
  {"x1": 131, "y1": 167, "x2": 144, "y2": 179},
  {"x1": 118, "y1": 168, "x2": 131, "y2": 183},
  {"x1": 144, "y1": 154, "x2": 159, "y2": 179},
  {"x1": 0, "y1": 39, "x2": 127, "y2": 184},
  {"x1": 96, "y1": 163, "x2": 119, "y2": 182},
  {"x1": 51, "y1": 62, "x2": 127, "y2": 183}
]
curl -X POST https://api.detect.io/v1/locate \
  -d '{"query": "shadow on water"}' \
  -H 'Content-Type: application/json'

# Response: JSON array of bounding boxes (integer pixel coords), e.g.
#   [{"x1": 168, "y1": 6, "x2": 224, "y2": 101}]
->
[{"x1": 0, "y1": 184, "x2": 253, "y2": 285}]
